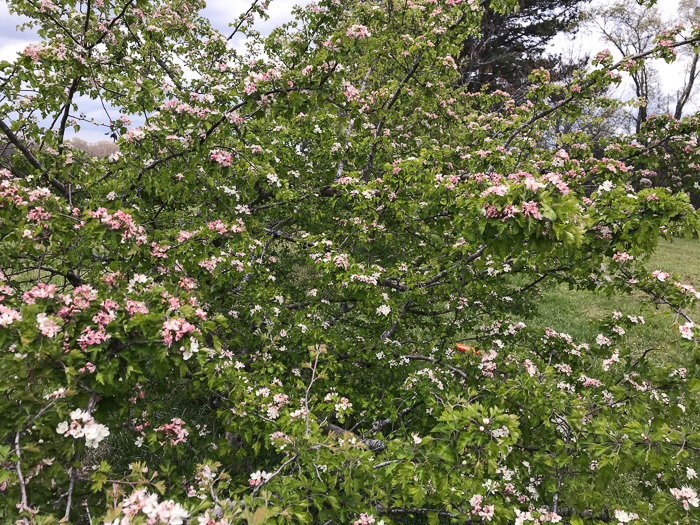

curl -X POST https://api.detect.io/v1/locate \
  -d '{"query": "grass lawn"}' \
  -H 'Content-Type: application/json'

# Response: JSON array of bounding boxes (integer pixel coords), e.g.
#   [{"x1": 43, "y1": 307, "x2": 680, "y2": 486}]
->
[
  {"x1": 527, "y1": 237, "x2": 700, "y2": 368},
  {"x1": 523, "y1": 237, "x2": 700, "y2": 510}
]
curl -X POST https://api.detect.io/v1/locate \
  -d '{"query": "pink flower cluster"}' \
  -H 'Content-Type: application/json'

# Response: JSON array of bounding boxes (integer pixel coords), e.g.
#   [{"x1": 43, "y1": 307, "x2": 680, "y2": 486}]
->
[
  {"x1": 23, "y1": 43, "x2": 44, "y2": 63},
  {"x1": 469, "y1": 494, "x2": 495, "y2": 521},
  {"x1": 478, "y1": 349, "x2": 498, "y2": 377},
  {"x1": 346, "y1": 24, "x2": 371, "y2": 38},
  {"x1": 249, "y1": 470, "x2": 272, "y2": 486},
  {"x1": 78, "y1": 362, "x2": 96, "y2": 374},
  {"x1": 199, "y1": 256, "x2": 223, "y2": 275},
  {"x1": 0, "y1": 284, "x2": 13, "y2": 301},
  {"x1": 679, "y1": 322, "x2": 696, "y2": 340},
  {"x1": 652, "y1": 270, "x2": 669, "y2": 282},
  {"x1": 72, "y1": 295, "x2": 116, "y2": 348},
  {"x1": 210, "y1": 149, "x2": 232, "y2": 166},
  {"x1": 88, "y1": 208, "x2": 147, "y2": 244},
  {"x1": 118, "y1": 489, "x2": 189, "y2": 525},
  {"x1": 56, "y1": 285, "x2": 100, "y2": 320},
  {"x1": 179, "y1": 276, "x2": 198, "y2": 291},
  {"x1": 126, "y1": 300, "x2": 149, "y2": 316},
  {"x1": 594, "y1": 49, "x2": 612, "y2": 63},
  {"x1": 675, "y1": 282, "x2": 700, "y2": 299},
  {"x1": 0, "y1": 305, "x2": 22, "y2": 326},
  {"x1": 0, "y1": 180, "x2": 29, "y2": 207},
  {"x1": 612, "y1": 252, "x2": 633, "y2": 262},
  {"x1": 481, "y1": 184, "x2": 508, "y2": 198},
  {"x1": 602, "y1": 350, "x2": 620, "y2": 371},
  {"x1": 261, "y1": 392, "x2": 290, "y2": 420},
  {"x1": 22, "y1": 283, "x2": 56, "y2": 304},
  {"x1": 207, "y1": 219, "x2": 245, "y2": 235},
  {"x1": 333, "y1": 253, "x2": 349, "y2": 269},
  {"x1": 521, "y1": 201, "x2": 541, "y2": 219},
  {"x1": 156, "y1": 417, "x2": 189, "y2": 446},
  {"x1": 523, "y1": 359, "x2": 537, "y2": 377},
  {"x1": 162, "y1": 317, "x2": 197, "y2": 347},
  {"x1": 27, "y1": 206, "x2": 52, "y2": 225},
  {"x1": 77, "y1": 324, "x2": 111, "y2": 350},
  {"x1": 102, "y1": 272, "x2": 123, "y2": 288},
  {"x1": 579, "y1": 375, "x2": 602, "y2": 388},
  {"x1": 670, "y1": 486, "x2": 699, "y2": 510},
  {"x1": 151, "y1": 242, "x2": 170, "y2": 259},
  {"x1": 343, "y1": 82, "x2": 361, "y2": 102},
  {"x1": 36, "y1": 313, "x2": 62, "y2": 337},
  {"x1": 207, "y1": 220, "x2": 228, "y2": 234}
]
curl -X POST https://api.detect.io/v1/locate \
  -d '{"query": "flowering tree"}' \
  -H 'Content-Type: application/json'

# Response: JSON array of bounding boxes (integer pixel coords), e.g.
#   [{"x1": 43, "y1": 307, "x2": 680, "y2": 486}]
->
[{"x1": 1, "y1": 0, "x2": 700, "y2": 524}]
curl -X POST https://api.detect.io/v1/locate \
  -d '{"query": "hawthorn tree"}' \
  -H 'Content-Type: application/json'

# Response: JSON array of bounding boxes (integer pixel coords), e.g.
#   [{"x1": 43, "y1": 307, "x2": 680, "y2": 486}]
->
[{"x1": 1, "y1": 0, "x2": 700, "y2": 524}]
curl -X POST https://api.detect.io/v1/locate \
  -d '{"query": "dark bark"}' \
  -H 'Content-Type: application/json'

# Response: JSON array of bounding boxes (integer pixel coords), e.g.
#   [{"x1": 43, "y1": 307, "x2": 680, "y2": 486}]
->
[{"x1": 675, "y1": 50, "x2": 700, "y2": 120}]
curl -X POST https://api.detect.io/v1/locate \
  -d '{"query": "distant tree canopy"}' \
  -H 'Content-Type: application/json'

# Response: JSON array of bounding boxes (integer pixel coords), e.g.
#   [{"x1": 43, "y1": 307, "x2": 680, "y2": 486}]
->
[
  {"x1": 70, "y1": 138, "x2": 119, "y2": 158},
  {"x1": 457, "y1": 0, "x2": 588, "y2": 94}
]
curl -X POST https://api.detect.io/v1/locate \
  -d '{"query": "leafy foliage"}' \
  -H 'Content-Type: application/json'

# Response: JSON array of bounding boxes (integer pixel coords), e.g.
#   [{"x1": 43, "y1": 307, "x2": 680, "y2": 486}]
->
[{"x1": 0, "y1": 0, "x2": 700, "y2": 524}]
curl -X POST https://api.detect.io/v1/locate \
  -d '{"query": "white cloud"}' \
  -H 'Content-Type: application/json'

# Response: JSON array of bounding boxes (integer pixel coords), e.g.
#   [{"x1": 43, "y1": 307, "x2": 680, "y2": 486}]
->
[
  {"x1": 0, "y1": 40, "x2": 27, "y2": 62},
  {"x1": 0, "y1": 1, "x2": 36, "y2": 61}
]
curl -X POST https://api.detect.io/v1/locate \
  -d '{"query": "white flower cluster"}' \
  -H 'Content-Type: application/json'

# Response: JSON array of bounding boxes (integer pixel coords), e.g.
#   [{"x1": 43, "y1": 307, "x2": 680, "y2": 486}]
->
[
  {"x1": 324, "y1": 391, "x2": 353, "y2": 418},
  {"x1": 376, "y1": 304, "x2": 391, "y2": 316},
  {"x1": 490, "y1": 426, "x2": 510, "y2": 439},
  {"x1": 613, "y1": 509, "x2": 638, "y2": 523},
  {"x1": 249, "y1": 470, "x2": 272, "y2": 486},
  {"x1": 56, "y1": 408, "x2": 110, "y2": 449},
  {"x1": 670, "y1": 486, "x2": 700, "y2": 510},
  {"x1": 680, "y1": 321, "x2": 696, "y2": 340},
  {"x1": 181, "y1": 337, "x2": 200, "y2": 360},
  {"x1": 109, "y1": 489, "x2": 188, "y2": 525}
]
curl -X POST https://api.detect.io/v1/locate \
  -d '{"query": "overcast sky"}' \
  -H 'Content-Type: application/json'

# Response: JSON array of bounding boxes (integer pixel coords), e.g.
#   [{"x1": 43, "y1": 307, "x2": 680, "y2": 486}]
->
[
  {"x1": 547, "y1": 0, "x2": 694, "y2": 114},
  {"x1": 0, "y1": 0, "x2": 694, "y2": 142},
  {"x1": 0, "y1": 0, "x2": 308, "y2": 141}
]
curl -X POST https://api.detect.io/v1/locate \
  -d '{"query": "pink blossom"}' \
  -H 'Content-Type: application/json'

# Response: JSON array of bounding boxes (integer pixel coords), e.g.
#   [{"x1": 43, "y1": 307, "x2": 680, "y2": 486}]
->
[
  {"x1": 23, "y1": 43, "x2": 44, "y2": 63},
  {"x1": 77, "y1": 325, "x2": 111, "y2": 350},
  {"x1": 670, "y1": 486, "x2": 699, "y2": 510},
  {"x1": 0, "y1": 305, "x2": 22, "y2": 326},
  {"x1": 73, "y1": 285, "x2": 98, "y2": 309},
  {"x1": 346, "y1": 25, "x2": 371, "y2": 38},
  {"x1": 207, "y1": 220, "x2": 229, "y2": 234},
  {"x1": 210, "y1": 149, "x2": 232, "y2": 167},
  {"x1": 162, "y1": 317, "x2": 197, "y2": 347},
  {"x1": 353, "y1": 514, "x2": 376, "y2": 525},
  {"x1": 23, "y1": 283, "x2": 56, "y2": 304},
  {"x1": 652, "y1": 270, "x2": 669, "y2": 282},
  {"x1": 680, "y1": 322, "x2": 696, "y2": 340},
  {"x1": 126, "y1": 300, "x2": 149, "y2": 316},
  {"x1": 156, "y1": 417, "x2": 189, "y2": 446},
  {"x1": 521, "y1": 201, "x2": 541, "y2": 219},
  {"x1": 150, "y1": 242, "x2": 170, "y2": 259},
  {"x1": 523, "y1": 359, "x2": 537, "y2": 377},
  {"x1": 249, "y1": 470, "x2": 271, "y2": 486},
  {"x1": 612, "y1": 252, "x2": 633, "y2": 262}
]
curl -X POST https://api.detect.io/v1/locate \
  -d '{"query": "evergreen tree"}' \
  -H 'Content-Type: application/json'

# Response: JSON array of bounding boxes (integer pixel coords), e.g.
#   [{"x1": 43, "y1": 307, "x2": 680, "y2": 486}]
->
[{"x1": 457, "y1": 0, "x2": 588, "y2": 94}]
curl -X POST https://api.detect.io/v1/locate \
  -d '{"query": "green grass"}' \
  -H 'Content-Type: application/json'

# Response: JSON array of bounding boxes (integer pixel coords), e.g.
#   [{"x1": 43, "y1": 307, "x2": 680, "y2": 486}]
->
[
  {"x1": 527, "y1": 237, "x2": 700, "y2": 367},
  {"x1": 525, "y1": 237, "x2": 700, "y2": 510}
]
